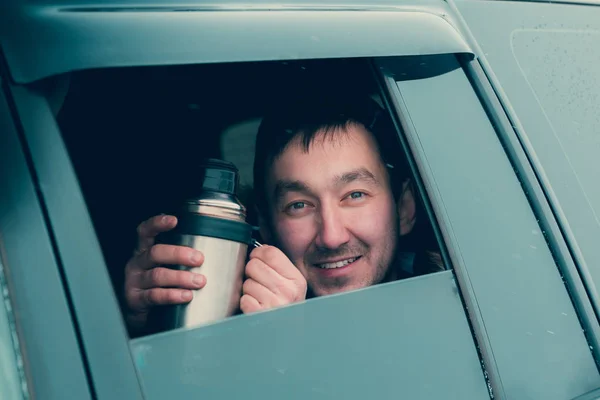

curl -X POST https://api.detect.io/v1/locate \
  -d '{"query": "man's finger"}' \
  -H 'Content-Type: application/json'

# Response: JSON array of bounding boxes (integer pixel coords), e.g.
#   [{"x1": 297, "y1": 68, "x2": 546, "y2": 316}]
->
[
  {"x1": 249, "y1": 245, "x2": 303, "y2": 280},
  {"x1": 245, "y1": 258, "x2": 285, "y2": 294},
  {"x1": 141, "y1": 244, "x2": 204, "y2": 270},
  {"x1": 139, "y1": 267, "x2": 206, "y2": 290},
  {"x1": 240, "y1": 294, "x2": 263, "y2": 314},
  {"x1": 242, "y1": 278, "x2": 275, "y2": 306},
  {"x1": 134, "y1": 288, "x2": 194, "y2": 311},
  {"x1": 136, "y1": 214, "x2": 177, "y2": 253}
]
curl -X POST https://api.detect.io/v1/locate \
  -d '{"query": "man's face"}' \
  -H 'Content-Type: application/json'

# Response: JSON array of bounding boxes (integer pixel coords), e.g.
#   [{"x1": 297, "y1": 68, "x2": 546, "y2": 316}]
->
[{"x1": 263, "y1": 124, "x2": 399, "y2": 296}]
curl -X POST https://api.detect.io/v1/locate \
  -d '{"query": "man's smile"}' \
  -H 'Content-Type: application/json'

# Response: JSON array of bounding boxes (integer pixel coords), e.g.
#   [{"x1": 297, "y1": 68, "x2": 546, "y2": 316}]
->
[{"x1": 313, "y1": 256, "x2": 362, "y2": 269}]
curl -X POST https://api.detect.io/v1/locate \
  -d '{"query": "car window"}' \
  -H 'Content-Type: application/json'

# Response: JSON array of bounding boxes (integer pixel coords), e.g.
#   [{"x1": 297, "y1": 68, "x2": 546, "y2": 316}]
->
[
  {"x1": 55, "y1": 58, "x2": 447, "y2": 310},
  {"x1": 48, "y1": 56, "x2": 494, "y2": 399}
]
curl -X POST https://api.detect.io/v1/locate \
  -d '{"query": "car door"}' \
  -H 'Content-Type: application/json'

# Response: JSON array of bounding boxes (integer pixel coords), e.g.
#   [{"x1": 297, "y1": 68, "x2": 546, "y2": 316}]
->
[
  {"x1": 1, "y1": 1, "x2": 489, "y2": 399},
  {"x1": 2, "y1": 0, "x2": 600, "y2": 399},
  {"x1": 451, "y1": 0, "x2": 600, "y2": 331},
  {"x1": 375, "y1": 51, "x2": 600, "y2": 399}
]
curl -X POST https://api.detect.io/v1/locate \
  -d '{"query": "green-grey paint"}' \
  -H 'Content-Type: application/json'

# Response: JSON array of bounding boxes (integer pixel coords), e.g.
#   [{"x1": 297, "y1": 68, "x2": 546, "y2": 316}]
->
[
  {"x1": 132, "y1": 271, "x2": 490, "y2": 399},
  {"x1": 0, "y1": 86, "x2": 92, "y2": 399},
  {"x1": 455, "y1": 0, "x2": 600, "y2": 335},
  {"x1": 0, "y1": 0, "x2": 471, "y2": 83},
  {"x1": 0, "y1": 258, "x2": 28, "y2": 400},
  {"x1": 394, "y1": 53, "x2": 600, "y2": 399},
  {"x1": 6, "y1": 84, "x2": 145, "y2": 399}
]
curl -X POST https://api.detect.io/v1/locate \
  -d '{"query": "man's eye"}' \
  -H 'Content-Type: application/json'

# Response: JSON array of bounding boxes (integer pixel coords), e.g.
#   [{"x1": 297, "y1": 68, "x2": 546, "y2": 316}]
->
[
  {"x1": 290, "y1": 202, "x2": 306, "y2": 210},
  {"x1": 348, "y1": 192, "x2": 366, "y2": 200},
  {"x1": 284, "y1": 201, "x2": 311, "y2": 215}
]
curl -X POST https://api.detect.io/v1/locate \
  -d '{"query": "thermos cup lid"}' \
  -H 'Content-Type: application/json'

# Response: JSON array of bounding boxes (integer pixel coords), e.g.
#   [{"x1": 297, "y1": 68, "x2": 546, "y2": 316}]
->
[
  {"x1": 200, "y1": 158, "x2": 239, "y2": 195},
  {"x1": 170, "y1": 158, "x2": 253, "y2": 245}
]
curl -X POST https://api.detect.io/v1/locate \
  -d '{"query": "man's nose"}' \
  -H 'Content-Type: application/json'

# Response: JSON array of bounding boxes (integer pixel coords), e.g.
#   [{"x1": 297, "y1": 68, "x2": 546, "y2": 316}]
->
[{"x1": 315, "y1": 203, "x2": 350, "y2": 249}]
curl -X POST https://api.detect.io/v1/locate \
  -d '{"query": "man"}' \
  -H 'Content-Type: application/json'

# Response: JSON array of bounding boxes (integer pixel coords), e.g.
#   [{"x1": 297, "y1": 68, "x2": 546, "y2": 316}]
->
[{"x1": 123, "y1": 91, "x2": 441, "y2": 335}]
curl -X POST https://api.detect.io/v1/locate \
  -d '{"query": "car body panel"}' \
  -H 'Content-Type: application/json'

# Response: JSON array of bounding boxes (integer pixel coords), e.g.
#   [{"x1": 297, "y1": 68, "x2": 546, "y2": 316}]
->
[
  {"x1": 4, "y1": 82, "x2": 146, "y2": 400},
  {"x1": 131, "y1": 271, "x2": 490, "y2": 400},
  {"x1": 381, "y1": 53, "x2": 600, "y2": 399},
  {"x1": 0, "y1": 83, "x2": 92, "y2": 400},
  {"x1": 2, "y1": 0, "x2": 600, "y2": 398},
  {"x1": 454, "y1": 0, "x2": 600, "y2": 329},
  {"x1": 0, "y1": 258, "x2": 27, "y2": 400}
]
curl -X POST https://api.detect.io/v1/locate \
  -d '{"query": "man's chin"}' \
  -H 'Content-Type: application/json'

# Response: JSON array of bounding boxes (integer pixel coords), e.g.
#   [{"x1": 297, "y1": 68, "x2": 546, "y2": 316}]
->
[{"x1": 308, "y1": 280, "x2": 372, "y2": 298}]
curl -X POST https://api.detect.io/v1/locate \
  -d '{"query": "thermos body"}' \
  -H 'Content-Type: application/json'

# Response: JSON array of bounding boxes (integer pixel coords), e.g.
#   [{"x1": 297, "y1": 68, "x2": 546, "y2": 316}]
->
[
  {"x1": 157, "y1": 159, "x2": 253, "y2": 331},
  {"x1": 170, "y1": 233, "x2": 248, "y2": 328}
]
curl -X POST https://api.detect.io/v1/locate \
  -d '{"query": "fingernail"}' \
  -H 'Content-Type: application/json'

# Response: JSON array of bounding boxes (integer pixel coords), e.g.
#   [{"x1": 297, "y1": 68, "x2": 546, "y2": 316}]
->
[
  {"x1": 181, "y1": 291, "x2": 193, "y2": 301},
  {"x1": 161, "y1": 215, "x2": 170, "y2": 224},
  {"x1": 192, "y1": 274, "x2": 204, "y2": 287},
  {"x1": 190, "y1": 251, "x2": 202, "y2": 264}
]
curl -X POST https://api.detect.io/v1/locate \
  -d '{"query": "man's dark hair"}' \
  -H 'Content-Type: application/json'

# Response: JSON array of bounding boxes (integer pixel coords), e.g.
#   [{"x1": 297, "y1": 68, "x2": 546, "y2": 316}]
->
[{"x1": 252, "y1": 89, "x2": 409, "y2": 219}]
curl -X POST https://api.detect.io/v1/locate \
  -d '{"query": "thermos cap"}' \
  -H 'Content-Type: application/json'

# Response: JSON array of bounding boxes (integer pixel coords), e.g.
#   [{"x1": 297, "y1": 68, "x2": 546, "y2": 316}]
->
[
  {"x1": 183, "y1": 158, "x2": 247, "y2": 222},
  {"x1": 200, "y1": 158, "x2": 239, "y2": 195}
]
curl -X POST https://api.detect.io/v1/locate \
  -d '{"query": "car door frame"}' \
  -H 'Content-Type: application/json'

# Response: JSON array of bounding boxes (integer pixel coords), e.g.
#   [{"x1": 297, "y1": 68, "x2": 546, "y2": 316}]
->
[{"x1": 0, "y1": 73, "x2": 96, "y2": 400}]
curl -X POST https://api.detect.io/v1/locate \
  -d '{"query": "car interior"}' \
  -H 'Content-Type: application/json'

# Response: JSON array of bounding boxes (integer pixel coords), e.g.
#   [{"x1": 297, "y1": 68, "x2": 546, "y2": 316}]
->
[{"x1": 49, "y1": 57, "x2": 444, "y2": 320}]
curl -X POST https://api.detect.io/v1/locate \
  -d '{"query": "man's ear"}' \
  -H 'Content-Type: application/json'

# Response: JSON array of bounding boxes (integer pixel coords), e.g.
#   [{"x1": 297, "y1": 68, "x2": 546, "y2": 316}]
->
[{"x1": 398, "y1": 178, "x2": 417, "y2": 236}]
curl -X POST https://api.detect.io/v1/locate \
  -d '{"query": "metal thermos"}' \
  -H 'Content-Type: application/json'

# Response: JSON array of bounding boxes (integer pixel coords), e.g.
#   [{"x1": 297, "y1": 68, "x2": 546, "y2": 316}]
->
[{"x1": 159, "y1": 159, "x2": 252, "y2": 330}]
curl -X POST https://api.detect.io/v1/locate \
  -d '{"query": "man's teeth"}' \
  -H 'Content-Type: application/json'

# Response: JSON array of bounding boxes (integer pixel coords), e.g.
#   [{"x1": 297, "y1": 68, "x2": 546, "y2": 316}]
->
[{"x1": 316, "y1": 257, "x2": 358, "y2": 269}]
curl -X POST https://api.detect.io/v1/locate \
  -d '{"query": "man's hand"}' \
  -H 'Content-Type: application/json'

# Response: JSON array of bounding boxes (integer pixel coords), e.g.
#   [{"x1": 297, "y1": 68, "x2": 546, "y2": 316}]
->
[
  {"x1": 124, "y1": 214, "x2": 206, "y2": 333},
  {"x1": 240, "y1": 245, "x2": 307, "y2": 314}
]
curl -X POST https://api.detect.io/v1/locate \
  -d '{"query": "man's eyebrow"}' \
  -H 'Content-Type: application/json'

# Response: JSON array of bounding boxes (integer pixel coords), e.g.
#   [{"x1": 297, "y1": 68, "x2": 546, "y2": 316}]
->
[
  {"x1": 273, "y1": 180, "x2": 312, "y2": 203},
  {"x1": 334, "y1": 167, "x2": 379, "y2": 187}
]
